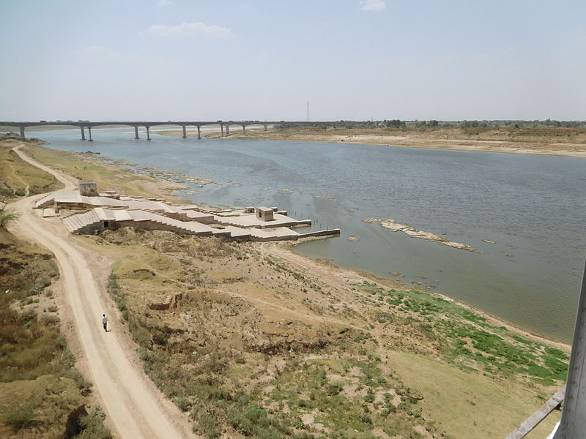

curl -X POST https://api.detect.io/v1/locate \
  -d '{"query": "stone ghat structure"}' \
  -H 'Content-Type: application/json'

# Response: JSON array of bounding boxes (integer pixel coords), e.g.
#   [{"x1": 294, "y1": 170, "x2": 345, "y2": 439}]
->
[
  {"x1": 213, "y1": 210, "x2": 312, "y2": 229},
  {"x1": 60, "y1": 207, "x2": 319, "y2": 242},
  {"x1": 36, "y1": 191, "x2": 185, "y2": 213},
  {"x1": 63, "y1": 208, "x2": 218, "y2": 237},
  {"x1": 38, "y1": 182, "x2": 340, "y2": 242}
]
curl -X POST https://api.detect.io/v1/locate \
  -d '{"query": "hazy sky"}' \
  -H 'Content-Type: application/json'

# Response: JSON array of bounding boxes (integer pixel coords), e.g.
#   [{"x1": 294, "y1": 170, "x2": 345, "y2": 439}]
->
[{"x1": 1, "y1": 0, "x2": 585, "y2": 121}]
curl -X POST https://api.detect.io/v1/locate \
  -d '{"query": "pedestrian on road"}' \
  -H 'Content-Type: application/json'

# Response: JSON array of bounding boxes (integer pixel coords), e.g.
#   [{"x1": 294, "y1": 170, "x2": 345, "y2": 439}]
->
[{"x1": 102, "y1": 314, "x2": 108, "y2": 332}]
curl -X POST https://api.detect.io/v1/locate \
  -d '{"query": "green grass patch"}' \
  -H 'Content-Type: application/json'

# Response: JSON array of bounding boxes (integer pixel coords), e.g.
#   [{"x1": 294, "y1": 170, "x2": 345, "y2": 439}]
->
[{"x1": 356, "y1": 281, "x2": 568, "y2": 385}]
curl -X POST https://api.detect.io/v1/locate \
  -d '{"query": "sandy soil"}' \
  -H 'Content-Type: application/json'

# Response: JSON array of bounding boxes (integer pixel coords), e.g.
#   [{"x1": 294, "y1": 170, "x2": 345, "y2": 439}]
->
[
  {"x1": 229, "y1": 129, "x2": 586, "y2": 158},
  {"x1": 7, "y1": 145, "x2": 195, "y2": 439}
]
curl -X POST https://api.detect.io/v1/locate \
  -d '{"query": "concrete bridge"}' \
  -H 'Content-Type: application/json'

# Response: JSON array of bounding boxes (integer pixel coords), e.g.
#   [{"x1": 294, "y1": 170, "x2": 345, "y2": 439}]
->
[
  {"x1": 0, "y1": 120, "x2": 287, "y2": 141},
  {"x1": 0, "y1": 120, "x2": 382, "y2": 141}
]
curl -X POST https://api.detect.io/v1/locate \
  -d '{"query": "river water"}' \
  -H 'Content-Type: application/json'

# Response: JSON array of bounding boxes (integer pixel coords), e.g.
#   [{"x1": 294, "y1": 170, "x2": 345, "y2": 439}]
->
[{"x1": 32, "y1": 127, "x2": 586, "y2": 341}]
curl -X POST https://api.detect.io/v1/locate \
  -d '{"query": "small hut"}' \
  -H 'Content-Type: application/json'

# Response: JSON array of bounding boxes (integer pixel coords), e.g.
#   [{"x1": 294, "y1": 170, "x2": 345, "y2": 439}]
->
[
  {"x1": 255, "y1": 207, "x2": 274, "y2": 222},
  {"x1": 79, "y1": 181, "x2": 98, "y2": 197}
]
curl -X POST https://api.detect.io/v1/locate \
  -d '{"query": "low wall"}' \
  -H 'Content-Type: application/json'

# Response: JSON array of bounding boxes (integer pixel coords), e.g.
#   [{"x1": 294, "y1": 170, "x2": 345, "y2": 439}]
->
[{"x1": 297, "y1": 229, "x2": 341, "y2": 239}]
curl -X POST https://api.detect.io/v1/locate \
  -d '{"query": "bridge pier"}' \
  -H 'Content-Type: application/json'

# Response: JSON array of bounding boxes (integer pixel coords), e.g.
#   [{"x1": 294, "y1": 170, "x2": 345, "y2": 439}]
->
[
  {"x1": 264, "y1": 124, "x2": 268, "y2": 131},
  {"x1": 241, "y1": 124, "x2": 246, "y2": 134},
  {"x1": 88, "y1": 126, "x2": 93, "y2": 141},
  {"x1": 225, "y1": 124, "x2": 230, "y2": 136},
  {"x1": 182, "y1": 125, "x2": 187, "y2": 138},
  {"x1": 146, "y1": 126, "x2": 151, "y2": 141},
  {"x1": 220, "y1": 123, "x2": 224, "y2": 137},
  {"x1": 19, "y1": 126, "x2": 25, "y2": 138},
  {"x1": 197, "y1": 125, "x2": 201, "y2": 139},
  {"x1": 134, "y1": 126, "x2": 139, "y2": 140},
  {"x1": 80, "y1": 127, "x2": 86, "y2": 141}
]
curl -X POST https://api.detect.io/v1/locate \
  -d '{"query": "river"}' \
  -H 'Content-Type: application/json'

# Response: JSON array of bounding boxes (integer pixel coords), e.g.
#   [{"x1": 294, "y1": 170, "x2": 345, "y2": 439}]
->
[{"x1": 31, "y1": 127, "x2": 586, "y2": 341}]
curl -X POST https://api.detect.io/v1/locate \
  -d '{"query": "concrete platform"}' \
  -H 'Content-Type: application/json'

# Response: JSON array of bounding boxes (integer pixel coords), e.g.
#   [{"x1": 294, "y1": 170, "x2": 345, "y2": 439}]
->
[
  {"x1": 213, "y1": 226, "x2": 300, "y2": 241},
  {"x1": 42, "y1": 208, "x2": 59, "y2": 218},
  {"x1": 247, "y1": 227, "x2": 300, "y2": 241},
  {"x1": 166, "y1": 209, "x2": 215, "y2": 224},
  {"x1": 219, "y1": 226, "x2": 252, "y2": 240},
  {"x1": 213, "y1": 213, "x2": 311, "y2": 229}
]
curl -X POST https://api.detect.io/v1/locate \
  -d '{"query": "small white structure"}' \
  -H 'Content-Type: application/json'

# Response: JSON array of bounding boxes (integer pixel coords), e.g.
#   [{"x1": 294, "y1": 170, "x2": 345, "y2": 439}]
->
[
  {"x1": 79, "y1": 181, "x2": 98, "y2": 197},
  {"x1": 255, "y1": 207, "x2": 274, "y2": 222},
  {"x1": 42, "y1": 208, "x2": 58, "y2": 218}
]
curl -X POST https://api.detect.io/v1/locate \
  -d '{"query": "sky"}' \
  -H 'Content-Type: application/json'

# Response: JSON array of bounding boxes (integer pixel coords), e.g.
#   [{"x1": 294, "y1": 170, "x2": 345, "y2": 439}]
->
[{"x1": 1, "y1": 0, "x2": 585, "y2": 121}]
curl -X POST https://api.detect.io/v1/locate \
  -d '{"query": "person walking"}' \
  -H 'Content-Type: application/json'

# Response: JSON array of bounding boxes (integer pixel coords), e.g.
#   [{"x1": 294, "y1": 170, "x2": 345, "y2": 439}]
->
[{"x1": 102, "y1": 314, "x2": 108, "y2": 332}]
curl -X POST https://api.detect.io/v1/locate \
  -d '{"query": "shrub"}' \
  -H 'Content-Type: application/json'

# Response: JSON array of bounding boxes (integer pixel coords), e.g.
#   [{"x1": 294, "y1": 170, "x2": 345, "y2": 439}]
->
[
  {"x1": 192, "y1": 402, "x2": 223, "y2": 438},
  {"x1": 0, "y1": 207, "x2": 19, "y2": 228},
  {"x1": 174, "y1": 396, "x2": 190, "y2": 412},
  {"x1": 326, "y1": 383, "x2": 343, "y2": 396},
  {"x1": 3, "y1": 401, "x2": 36, "y2": 431},
  {"x1": 364, "y1": 387, "x2": 375, "y2": 403},
  {"x1": 78, "y1": 408, "x2": 112, "y2": 439}
]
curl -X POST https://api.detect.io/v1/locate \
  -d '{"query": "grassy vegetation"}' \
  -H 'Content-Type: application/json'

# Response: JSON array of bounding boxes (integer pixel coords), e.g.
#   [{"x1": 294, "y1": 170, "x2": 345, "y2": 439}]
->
[
  {"x1": 103, "y1": 230, "x2": 441, "y2": 438},
  {"x1": 0, "y1": 230, "x2": 110, "y2": 438},
  {"x1": 94, "y1": 226, "x2": 571, "y2": 437},
  {"x1": 0, "y1": 206, "x2": 19, "y2": 229},
  {"x1": 0, "y1": 138, "x2": 63, "y2": 200},
  {"x1": 25, "y1": 142, "x2": 179, "y2": 199},
  {"x1": 357, "y1": 281, "x2": 569, "y2": 385},
  {"x1": 390, "y1": 351, "x2": 561, "y2": 439},
  {"x1": 268, "y1": 357, "x2": 433, "y2": 438},
  {"x1": 264, "y1": 124, "x2": 586, "y2": 144}
]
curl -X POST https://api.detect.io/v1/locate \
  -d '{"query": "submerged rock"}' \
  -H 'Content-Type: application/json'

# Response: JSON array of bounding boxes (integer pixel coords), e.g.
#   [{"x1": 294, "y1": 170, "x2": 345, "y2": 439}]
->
[
  {"x1": 363, "y1": 217, "x2": 474, "y2": 251},
  {"x1": 381, "y1": 219, "x2": 413, "y2": 232}
]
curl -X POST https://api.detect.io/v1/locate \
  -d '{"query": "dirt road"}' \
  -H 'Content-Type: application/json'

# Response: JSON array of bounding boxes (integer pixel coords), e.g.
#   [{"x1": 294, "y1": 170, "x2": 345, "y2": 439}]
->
[{"x1": 8, "y1": 145, "x2": 194, "y2": 439}]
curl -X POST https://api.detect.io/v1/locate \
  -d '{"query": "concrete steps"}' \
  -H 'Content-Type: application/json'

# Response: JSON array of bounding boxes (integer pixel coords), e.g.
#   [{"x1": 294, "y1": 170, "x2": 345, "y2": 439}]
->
[
  {"x1": 61, "y1": 208, "x2": 320, "y2": 242},
  {"x1": 63, "y1": 208, "x2": 216, "y2": 237}
]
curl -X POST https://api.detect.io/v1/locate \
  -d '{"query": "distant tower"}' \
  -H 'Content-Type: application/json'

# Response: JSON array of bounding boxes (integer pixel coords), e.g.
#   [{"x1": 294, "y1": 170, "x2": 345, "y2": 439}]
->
[{"x1": 306, "y1": 101, "x2": 310, "y2": 122}]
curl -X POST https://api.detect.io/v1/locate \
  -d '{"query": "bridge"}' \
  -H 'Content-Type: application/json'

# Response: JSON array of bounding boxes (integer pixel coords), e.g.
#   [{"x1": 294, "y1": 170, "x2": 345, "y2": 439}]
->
[
  {"x1": 0, "y1": 120, "x2": 292, "y2": 141},
  {"x1": 0, "y1": 120, "x2": 284, "y2": 141}
]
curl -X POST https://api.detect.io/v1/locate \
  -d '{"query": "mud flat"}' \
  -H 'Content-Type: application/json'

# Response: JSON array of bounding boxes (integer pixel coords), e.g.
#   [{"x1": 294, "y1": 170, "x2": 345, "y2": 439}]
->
[
  {"x1": 77, "y1": 151, "x2": 212, "y2": 188},
  {"x1": 364, "y1": 217, "x2": 474, "y2": 251},
  {"x1": 228, "y1": 126, "x2": 586, "y2": 158}
]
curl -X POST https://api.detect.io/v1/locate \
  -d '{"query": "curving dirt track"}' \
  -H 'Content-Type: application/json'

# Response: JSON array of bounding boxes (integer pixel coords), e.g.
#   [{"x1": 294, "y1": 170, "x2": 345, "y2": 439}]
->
[{"x1": 7, "y1": 145, "x2": 194, "y2": 439}]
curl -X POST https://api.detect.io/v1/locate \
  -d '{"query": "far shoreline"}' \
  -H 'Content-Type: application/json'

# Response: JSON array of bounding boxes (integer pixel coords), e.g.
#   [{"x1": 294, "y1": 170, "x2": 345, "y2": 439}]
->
[{"x1": 158, "y1": 126, "x2": 586, "y2": 158}]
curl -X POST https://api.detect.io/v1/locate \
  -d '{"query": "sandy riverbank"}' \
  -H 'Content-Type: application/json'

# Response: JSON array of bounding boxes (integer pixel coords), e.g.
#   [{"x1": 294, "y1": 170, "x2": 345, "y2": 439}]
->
[
  {"x1": 3, "y1": 138, "x2": 569, "y2": 438},
  {"x1": 166, "y1": 126, "x2": 586, "y2": 158}
]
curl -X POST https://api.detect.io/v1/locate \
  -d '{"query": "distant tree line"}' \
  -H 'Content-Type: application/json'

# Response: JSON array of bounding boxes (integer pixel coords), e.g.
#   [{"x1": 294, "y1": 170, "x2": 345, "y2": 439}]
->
[{"x1": 276, "y1": 119, "x2": 586, "y2": 130}]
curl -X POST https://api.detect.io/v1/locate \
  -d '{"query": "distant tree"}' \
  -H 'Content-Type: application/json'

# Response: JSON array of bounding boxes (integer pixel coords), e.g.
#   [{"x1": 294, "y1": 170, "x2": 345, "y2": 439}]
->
[
  {"x1": 428, "y1": 120, "x2": 439, "y2": 127},
  {"x1": 462, "y1": 121, "x2": 480, "y2": 128},
  {"x1": 383, "y1": 119, "x2": 405, "y2": 128}
]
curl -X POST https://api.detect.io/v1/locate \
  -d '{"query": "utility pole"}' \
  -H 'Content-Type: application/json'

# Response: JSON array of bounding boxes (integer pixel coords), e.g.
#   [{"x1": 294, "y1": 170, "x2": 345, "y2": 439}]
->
[
  {"x1": 553, "y1": 260, "x2": 586, "y2": 438},
  {"x1": 506, "y1": 261, "x2": 586, "y2": 439}
]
